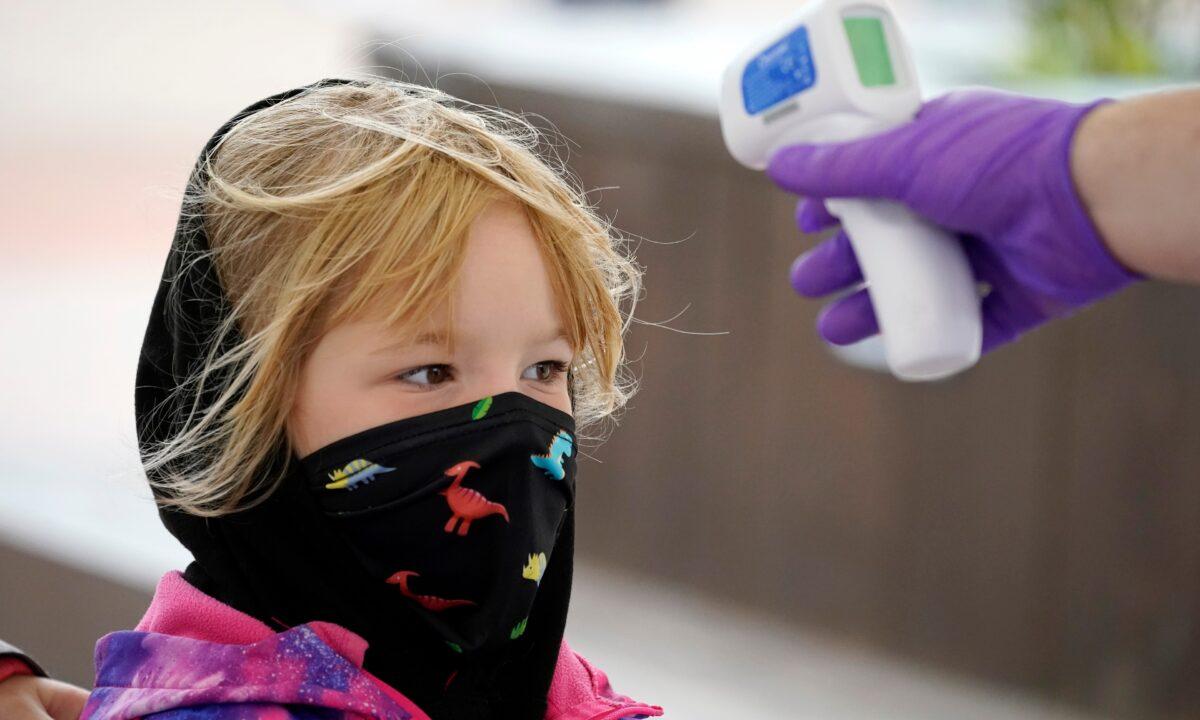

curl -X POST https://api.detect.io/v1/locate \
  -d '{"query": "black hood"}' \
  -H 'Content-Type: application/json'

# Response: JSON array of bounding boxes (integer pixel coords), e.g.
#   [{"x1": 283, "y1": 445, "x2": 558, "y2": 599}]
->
[{"x1": 133, "y1": 77, "x2": 574, "y2": 720}]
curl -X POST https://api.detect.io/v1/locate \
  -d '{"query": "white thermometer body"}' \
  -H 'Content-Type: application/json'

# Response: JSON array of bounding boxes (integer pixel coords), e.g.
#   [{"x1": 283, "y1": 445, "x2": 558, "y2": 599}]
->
[{"x1": 718, "y1": 0, "x2": 981, "y2": 381}]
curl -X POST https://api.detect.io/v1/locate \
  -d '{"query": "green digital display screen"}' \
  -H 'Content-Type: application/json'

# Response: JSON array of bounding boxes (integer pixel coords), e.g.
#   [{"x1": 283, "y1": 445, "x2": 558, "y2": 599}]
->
[{"x1": 843, "y1": 16, "x2": 896, "y2": 87}]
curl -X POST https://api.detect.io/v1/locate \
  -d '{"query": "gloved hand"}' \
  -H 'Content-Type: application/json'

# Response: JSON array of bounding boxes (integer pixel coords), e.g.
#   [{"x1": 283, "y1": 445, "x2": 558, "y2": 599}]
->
[{"x1": 766, "y1": 89, "x2": 1142, "y2": 353}]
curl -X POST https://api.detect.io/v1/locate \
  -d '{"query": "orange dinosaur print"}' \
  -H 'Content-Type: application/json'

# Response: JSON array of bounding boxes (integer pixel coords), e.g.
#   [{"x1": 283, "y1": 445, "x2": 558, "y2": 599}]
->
[
  {"x1": 440, "y1": 460, "x2": 509, "y2": 536},
  {"x1": 386, "y1": 571, "x2": 476, "y2": 612}
]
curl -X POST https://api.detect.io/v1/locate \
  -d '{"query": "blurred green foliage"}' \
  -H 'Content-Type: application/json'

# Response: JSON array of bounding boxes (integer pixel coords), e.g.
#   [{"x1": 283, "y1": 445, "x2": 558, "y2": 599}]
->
[{"x1": 1023, "y1": 0, "x2": 1164, "y2": 75}]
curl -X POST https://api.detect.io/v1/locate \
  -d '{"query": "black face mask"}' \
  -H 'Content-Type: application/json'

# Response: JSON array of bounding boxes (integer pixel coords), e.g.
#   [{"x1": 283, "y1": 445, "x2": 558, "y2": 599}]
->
[
  {"x1": 299, "y1": 392, "x2": 576, "y2": 658},
  {"x1": 134, "y1": 77, "x2": 578, "y2": 720}
]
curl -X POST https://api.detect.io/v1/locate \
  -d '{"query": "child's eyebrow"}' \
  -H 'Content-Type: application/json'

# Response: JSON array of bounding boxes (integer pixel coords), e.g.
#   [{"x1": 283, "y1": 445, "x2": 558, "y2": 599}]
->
[
  {"x1": 369, "y1": 331, "x2": 449, "y2": 355},
  {"x1": 368, "y1": 328, "x2": 568, "y2": 356},
  {"x1": 540, "y1": 328, "x2": 570, "y2": 344}
]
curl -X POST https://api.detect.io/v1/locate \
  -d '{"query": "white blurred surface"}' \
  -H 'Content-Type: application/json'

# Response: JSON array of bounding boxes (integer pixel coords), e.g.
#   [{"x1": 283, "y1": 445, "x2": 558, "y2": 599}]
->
[
  {"x1": 570, "y1": 562, "x2": 1098, "y2": 720},
  {"x1": 321, "y1": 0, "x2": 1024, "y2": 115},
  {"x1": 318, "y1": 0, "x2": 1185, "y2": 119}
]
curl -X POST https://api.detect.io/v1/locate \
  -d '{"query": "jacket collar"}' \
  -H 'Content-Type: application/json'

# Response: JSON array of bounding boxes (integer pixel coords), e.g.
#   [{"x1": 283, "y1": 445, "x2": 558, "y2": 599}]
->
[
  {"x1": 86, "y1": 624, "x2": 425, "y2": 720},
  {"x1": 121, "y1": 570, "x2": 662, "y2": 720},
  {"x1": 135, "y1": 569, "x2": 368, "y2": 661}
]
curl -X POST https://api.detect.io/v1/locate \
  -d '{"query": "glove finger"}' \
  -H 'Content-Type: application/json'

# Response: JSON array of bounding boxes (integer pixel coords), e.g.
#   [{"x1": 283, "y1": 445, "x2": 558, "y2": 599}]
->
[
  {"x1": 816, "y1": 288, "x2": 879, "y2": 345},
  {"x1": 963, "y1": 239, "x2": 1048, "y2": 354},
  {"x1": 961, "y1": 236, "x2": 1007, "y2": 285},
  {"x1": 980, "y1": 284, "x2": 1052, "y2": 355},
  {"x1": 767, "y1": 132, "x2": 909, "y2": 200},
  {"x1": 980, "y1": 290, "x2": 1021, "y2": 354},
  {"x1": 790, "y1": 231, "x2": 863, "y2": 298},
  {"x1": 795, "y1": 197, "x2": 839, "y2": 233}
]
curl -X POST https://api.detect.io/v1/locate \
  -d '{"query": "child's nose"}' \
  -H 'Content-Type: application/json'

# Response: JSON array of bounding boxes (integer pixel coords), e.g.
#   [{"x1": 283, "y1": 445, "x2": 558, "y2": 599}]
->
[{"x1": 467, "y1": 370, "x2": 523, "y2": 403}]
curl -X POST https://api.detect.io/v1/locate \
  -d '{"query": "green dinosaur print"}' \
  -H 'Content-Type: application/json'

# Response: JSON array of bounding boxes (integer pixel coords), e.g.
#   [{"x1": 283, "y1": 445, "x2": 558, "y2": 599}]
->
[
  {"x1": 471, "y1": 396, "x2": 493, "y2": 420},
  {"x1": 510, "y1": 617, "x2": 528, "y2": 640}
]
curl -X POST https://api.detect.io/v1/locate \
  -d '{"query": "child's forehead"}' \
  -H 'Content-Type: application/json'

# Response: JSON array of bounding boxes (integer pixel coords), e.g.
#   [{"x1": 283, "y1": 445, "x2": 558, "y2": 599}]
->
[
  {"x1": 315, "y1": 200, "x2": 580, "y2": 354},
  {"x1": 342, "y1": 293, "x2": 572, "y2": 353}
]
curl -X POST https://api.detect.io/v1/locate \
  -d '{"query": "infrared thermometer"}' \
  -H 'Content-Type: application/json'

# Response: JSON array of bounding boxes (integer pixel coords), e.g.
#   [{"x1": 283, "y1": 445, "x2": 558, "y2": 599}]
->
[{"x1": 719, "y1": 0, "x2": 981, "y2": 381}]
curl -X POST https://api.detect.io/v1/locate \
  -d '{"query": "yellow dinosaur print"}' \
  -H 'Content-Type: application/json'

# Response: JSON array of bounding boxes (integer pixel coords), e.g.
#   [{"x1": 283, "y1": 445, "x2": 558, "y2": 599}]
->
[
  {"x1": 325, "y1": 458, "x2": 395, "y2": 490},
  {"x1": 522, "y1": 552, "x2": 547, "y2": 585}
]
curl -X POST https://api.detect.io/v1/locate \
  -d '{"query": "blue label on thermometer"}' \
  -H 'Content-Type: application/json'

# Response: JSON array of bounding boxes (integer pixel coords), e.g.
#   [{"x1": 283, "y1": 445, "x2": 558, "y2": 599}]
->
[{"x1": 741, "y1": 25, "x2": 817, "y2": 115}]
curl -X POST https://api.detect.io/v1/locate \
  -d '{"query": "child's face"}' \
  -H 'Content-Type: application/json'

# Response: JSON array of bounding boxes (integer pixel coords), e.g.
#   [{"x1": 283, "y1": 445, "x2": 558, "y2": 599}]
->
[{"x1": 287, "y1": 200, "x2": 575, "y2": 458}]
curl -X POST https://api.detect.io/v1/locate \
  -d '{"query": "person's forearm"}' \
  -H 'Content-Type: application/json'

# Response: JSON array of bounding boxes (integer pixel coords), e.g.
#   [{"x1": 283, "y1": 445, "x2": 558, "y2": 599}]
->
[{"x1": 1072, "y1": 87, "x2": 1200, "y2": 283}]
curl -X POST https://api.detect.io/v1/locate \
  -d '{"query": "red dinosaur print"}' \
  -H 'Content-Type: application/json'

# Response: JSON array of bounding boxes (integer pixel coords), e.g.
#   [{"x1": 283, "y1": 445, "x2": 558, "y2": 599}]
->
[
  {"x1": 386, "y1": 571, "x2": 476, "y2": 611},
  {"x1": 440, "y1": 460, "x2": 509, "y2": 536}
]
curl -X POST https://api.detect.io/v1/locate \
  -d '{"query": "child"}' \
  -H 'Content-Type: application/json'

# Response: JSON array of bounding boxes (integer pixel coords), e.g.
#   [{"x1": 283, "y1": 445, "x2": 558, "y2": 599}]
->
[{"x1": 82, "y1": 77, "x2": 662, "y2": 720}]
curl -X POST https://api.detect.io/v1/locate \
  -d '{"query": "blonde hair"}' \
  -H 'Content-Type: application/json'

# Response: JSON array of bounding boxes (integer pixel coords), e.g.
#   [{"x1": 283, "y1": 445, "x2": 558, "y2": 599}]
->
[{"x1": 144, "y1": 77, "x2": 643, "y2": 517}]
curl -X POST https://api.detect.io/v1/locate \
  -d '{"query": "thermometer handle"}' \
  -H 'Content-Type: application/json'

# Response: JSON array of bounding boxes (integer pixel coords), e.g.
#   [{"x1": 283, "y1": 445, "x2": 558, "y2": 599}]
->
[{"x1": 825, "y1": 198, "x2": 982, "y2": 381}]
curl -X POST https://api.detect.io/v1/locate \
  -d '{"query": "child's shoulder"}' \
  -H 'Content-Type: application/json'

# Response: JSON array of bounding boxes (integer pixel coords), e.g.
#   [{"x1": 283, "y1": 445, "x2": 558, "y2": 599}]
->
[
  {"x1": 86, "y1": 570, "x2": 661, "y2": 720},
  {"x1": 86, "y1": 623, "x2": 422, "y2": 720},
  {"x1": 547, "y1": 641, "x2": 663, "y2": 720},
  {"x1": 85, "y1": 571, "x2": 423, "y2": 720}
]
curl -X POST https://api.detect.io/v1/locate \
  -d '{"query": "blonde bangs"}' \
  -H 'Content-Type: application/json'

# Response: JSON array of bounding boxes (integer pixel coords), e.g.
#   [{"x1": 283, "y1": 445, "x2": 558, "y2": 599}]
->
[{"x1": 316, "y1": 160, "x2": 501, "y2": 348}]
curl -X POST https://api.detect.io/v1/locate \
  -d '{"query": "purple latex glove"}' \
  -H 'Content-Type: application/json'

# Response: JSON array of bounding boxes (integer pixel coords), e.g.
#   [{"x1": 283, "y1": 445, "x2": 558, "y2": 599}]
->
[{"x1": 767, "y1": 89, "x2": 1142, "y2": 353}]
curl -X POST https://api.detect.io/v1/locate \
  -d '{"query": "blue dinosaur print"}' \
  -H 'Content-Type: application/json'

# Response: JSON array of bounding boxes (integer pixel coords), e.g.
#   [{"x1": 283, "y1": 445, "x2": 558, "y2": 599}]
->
[
  {"x1": 325, "y1": 458, "x2": 396, "y2": 490},
  {"x1": 530, "y1": 429, "x2": 573, "y2": 481}
]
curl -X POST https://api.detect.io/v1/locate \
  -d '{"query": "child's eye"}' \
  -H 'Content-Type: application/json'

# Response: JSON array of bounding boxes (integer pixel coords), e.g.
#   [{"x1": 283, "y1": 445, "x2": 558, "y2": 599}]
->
[
  {"x1": 397, "y1": 364, "x2": 454, "y2": 389},
  {"x1": 396, "y1": 361, "x2": 568, "y2": 390},
  {"x1": 523, "y1": 360, "x2": 570, "y2": 384}
]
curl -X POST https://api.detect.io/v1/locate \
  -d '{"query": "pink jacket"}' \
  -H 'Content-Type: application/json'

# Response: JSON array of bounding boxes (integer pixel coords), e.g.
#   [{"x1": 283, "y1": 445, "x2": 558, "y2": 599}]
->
[{"x1": 82, "y1": 571, "x2": 662, "y2": 720}]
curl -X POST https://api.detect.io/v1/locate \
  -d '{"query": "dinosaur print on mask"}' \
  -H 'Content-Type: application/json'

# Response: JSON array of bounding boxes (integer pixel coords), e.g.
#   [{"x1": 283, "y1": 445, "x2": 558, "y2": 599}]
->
[
  {"x1": 387, "y1": 571, "x2": 476, "y2": 612},
  {"x1": 470, "y1": 396, "x2": 493, "y2": 420},
  {"x1": 510, "y1": 617, "x2": 528, "y2": 640},
  {"x1": 522, "y1": 552, "x2": 547, "y2": 585},
  {"x1": 324, "y1": 458, "x2": 396, "y2": 490},
  {"x1": 440, "y1": 460, "x2": 509, "y2": 536},
  {"x1": 530, "y1": 429, "x2": 573, "y2": 480}
]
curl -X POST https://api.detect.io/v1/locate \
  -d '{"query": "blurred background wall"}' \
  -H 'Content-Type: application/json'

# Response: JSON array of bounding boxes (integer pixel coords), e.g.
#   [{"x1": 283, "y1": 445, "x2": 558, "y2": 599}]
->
[{"x1": 1, "y1": 1, "x2": 1198, "y2": 719}]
